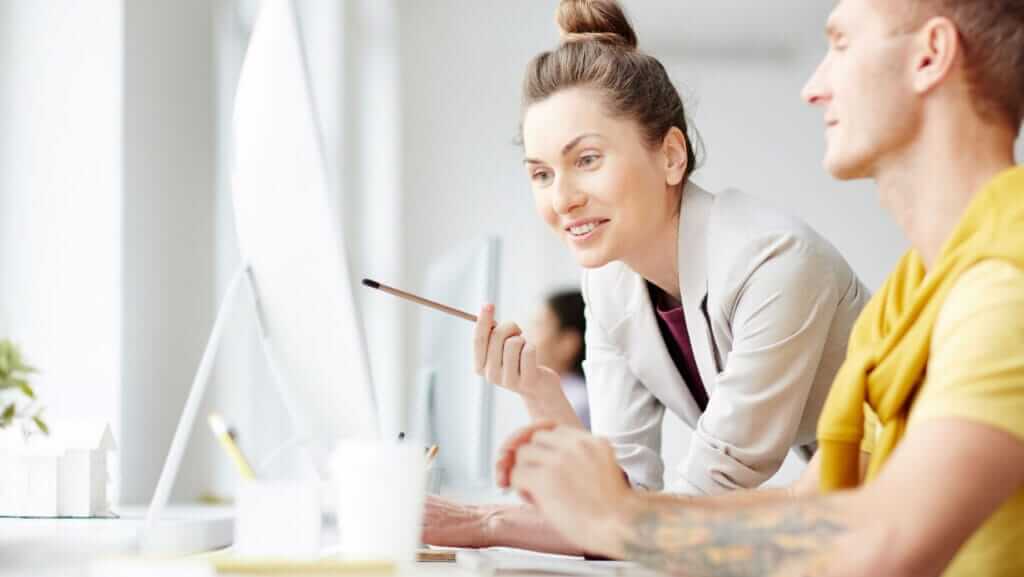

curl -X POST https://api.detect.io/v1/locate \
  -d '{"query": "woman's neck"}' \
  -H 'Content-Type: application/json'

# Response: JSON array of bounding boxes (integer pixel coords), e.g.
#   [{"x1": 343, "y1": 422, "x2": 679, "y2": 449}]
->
[{"x1": 623, "y1": 213, "x2": 681, "y2": 304}]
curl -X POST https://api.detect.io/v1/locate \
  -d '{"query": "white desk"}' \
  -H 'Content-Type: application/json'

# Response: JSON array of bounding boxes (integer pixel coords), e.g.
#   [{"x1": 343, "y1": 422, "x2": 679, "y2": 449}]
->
[
  {"x1": 0, "y1": 505, "x2": 232, "y2": 576},
  {"x1": 0, "y1": 503, "x2": 638, "y2": 577}
]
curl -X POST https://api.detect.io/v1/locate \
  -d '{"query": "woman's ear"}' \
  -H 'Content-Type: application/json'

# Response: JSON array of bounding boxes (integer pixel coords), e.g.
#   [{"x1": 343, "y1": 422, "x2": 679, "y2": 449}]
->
[{"x1": 662, "y1": 127, "x2": 688, "y2": 187}]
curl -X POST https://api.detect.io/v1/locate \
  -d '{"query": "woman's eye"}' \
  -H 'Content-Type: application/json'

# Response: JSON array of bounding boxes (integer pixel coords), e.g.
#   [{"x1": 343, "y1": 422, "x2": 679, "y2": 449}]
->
[
  {"x1": 577, "y1": 154, "x2": 600, "y2": 169},
  {"x1": 531, "y1": 170, "x2": 552, "y2": 184}
]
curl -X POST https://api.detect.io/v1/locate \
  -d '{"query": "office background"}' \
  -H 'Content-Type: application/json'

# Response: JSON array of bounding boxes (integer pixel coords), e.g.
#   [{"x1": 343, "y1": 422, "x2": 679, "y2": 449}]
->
[{"x1": 0, "y1": 0, "x2": 1020, "y2": 505}]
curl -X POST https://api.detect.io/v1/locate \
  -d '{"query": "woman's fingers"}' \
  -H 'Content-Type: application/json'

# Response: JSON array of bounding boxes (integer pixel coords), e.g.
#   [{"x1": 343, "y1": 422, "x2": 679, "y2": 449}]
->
[
  {"x1": 520, "y1": 343, "x2": 538, "y2": 383},
  {"x1": 502, "y1": 336, "x2": 526, "y2": 387},
  {"x1": 485, "y1": 321, "x2": 522, "y2": 385},
  {"x1": 473, "y1": 304, "x2": 496, "y2": 374}
]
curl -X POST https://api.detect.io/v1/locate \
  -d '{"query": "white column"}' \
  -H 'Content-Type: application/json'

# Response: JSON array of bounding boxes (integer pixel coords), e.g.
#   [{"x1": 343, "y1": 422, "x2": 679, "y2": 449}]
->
[{"x1": 120, "y1": 0, "x2": 216, "y2": 505}]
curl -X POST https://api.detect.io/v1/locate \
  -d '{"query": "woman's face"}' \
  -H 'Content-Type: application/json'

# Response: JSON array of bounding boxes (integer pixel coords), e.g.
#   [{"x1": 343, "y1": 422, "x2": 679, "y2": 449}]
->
[{"x1": 522, "y1": 87, "x2": 682, "y2": 269}]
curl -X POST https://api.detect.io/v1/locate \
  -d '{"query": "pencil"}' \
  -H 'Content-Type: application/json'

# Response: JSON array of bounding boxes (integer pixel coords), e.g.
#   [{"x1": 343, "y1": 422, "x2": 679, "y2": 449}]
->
[
  {"x1": 426, "y1": 445, "x2": 439, "y2": 465},
  {"x1": 208, "y1": 412, "x2": 256, "y2": 480},
  {"x1": 361, "y1": 279, "x2": 478, "y2": 323}
]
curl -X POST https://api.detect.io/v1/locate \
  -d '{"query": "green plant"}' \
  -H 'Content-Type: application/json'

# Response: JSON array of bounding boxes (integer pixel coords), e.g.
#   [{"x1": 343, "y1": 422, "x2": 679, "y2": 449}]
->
[{"x1": 0, "y1": 339, "x2": 48, "y2": 435}]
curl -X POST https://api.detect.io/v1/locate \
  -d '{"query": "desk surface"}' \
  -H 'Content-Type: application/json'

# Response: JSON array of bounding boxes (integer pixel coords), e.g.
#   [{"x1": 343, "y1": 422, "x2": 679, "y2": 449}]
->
[
  {"x1": 0, "y1": 496, "x2": 638, "y2": 577},
  {"x1": 2, "y1": 555, "x2": 635, "y2": 577}
]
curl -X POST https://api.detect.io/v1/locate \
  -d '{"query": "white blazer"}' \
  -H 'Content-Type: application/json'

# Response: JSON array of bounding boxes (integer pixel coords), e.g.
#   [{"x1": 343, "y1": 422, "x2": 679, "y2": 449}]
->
[{"x1": 581, "y1": 182, "x2": 869, "y2": 494}]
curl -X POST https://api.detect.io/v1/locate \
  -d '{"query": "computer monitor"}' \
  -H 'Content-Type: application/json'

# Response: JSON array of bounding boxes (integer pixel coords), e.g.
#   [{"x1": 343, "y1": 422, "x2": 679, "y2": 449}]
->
[
  {"x1": 142, "y1": 0, "x2": 378, "y2": 550},
  {"x1": 229, "y1": 0, "x2": 379, "y2": 455},
  {"x1": 410, "y1": 237, "x2": 500, "y2": 489}
]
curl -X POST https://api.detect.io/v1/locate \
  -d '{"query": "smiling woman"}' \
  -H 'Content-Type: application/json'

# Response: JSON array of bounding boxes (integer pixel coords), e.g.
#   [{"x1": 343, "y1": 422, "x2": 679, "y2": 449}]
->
[{"x1": 422, "y1": 0, "x2": 870, "y2": 555}]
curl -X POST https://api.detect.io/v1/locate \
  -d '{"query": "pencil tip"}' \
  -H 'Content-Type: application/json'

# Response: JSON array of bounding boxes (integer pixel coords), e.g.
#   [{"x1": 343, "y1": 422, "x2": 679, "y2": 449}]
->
[{"x1": 361, "y1": 278, "x2": 379, "y2": 289}]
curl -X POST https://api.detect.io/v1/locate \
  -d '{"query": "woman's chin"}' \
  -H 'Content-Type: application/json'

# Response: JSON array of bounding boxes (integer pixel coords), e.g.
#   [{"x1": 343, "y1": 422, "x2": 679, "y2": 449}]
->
[{"x1": 572, "y1": 248, "x2": 614, "y2": 269}]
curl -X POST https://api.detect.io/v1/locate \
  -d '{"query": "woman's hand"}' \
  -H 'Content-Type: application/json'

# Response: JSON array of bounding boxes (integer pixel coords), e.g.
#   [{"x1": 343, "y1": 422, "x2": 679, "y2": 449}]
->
[
  {"x1": 473, "y1": 305, "x2": 582, "y2": 427},
  {"x1": 496, "y1": 422, "x2": 636, "y2": 555}
]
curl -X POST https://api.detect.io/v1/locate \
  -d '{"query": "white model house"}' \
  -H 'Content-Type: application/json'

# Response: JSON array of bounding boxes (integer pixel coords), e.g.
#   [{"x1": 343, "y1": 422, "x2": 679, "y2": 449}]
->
[{"x1": 0, "y1": 421, "x2": 116, "y2": 517}]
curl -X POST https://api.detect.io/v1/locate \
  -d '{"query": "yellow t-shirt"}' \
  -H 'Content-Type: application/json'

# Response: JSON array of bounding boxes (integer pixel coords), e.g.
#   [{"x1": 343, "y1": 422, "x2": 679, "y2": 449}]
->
[{"x1": 901, "y1": 259, "x2": 1024, "y2": 576}]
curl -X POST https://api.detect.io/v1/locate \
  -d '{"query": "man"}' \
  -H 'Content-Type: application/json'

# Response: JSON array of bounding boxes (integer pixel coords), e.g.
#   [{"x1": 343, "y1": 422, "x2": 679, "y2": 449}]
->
[{"x1": 500, "y1": 1, "x2": 1024, "y2": 575}]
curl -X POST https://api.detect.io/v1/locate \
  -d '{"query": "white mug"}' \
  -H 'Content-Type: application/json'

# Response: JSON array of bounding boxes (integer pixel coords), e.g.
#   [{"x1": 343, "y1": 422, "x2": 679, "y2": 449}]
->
[
  {"x1": 331, "y1": 441, "x2": 427, "y2": 563},
  {"x1": 234, "y1": 480, "x2": 321, "y2": 558}
]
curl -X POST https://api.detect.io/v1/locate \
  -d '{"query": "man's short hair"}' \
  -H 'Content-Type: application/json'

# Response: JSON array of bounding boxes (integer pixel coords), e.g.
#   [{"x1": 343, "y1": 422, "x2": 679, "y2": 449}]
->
[{"x1": 903, "y1": 0, "x2": 1024, "y2": 130}]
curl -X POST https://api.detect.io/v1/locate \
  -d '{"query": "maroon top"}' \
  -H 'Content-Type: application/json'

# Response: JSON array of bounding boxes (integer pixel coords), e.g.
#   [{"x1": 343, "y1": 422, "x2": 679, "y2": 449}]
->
[{"x1": 649, "y1": 284, "x2": 709, "y2": 412}]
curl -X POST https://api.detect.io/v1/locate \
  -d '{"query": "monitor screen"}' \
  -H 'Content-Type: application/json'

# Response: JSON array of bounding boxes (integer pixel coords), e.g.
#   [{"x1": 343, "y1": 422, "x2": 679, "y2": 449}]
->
[{"x1": 230, "y1": 0, "x2": 379, "y2": 458}]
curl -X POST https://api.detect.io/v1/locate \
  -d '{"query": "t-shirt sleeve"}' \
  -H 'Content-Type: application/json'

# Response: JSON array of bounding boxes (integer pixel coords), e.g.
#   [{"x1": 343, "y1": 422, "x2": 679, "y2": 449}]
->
[{"x1": 909, "y1": 259, "x2": 1024, "y2": 443}]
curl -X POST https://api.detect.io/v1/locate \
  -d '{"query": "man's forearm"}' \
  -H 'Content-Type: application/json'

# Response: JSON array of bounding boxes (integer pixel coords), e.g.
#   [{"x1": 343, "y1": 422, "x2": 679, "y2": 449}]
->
[
  {"x1": 602, "y1": 492, "x2": 859, "y2": 577},
  {"x1": 650, "y1": 486, "x2": 795, "y2": 509},
  {"x1": 484, "y1": 504, "x2": 585, "y2": 555}
]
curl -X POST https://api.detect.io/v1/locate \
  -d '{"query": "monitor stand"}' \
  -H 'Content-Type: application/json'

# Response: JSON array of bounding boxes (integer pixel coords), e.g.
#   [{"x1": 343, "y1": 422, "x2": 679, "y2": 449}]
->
[{"x1": 140, "y1": 264, "x2": 315, "y2": 555}]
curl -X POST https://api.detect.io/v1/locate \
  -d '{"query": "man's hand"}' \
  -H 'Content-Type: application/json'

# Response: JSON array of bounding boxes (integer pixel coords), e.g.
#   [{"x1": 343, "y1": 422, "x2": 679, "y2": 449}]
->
[{"x1": 498, "y1": 422, "x2": 634, "y2": 555}]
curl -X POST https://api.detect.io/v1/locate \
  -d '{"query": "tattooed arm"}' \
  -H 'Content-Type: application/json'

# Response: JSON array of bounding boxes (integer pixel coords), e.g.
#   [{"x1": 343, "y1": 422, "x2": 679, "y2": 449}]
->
[
  {"x1": 503, "y1": 423, "x2": 870, "y2": 576},
  {"x1": 615, "y1": 494, "x2": 856, "y2": 577},
  {"x1": 506, "y1": 421, "x2": 1024, "y2": 577}
]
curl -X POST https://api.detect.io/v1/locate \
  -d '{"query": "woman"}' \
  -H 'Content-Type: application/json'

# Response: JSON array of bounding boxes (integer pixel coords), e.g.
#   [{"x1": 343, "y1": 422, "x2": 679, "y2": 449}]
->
[
  {"x1": 530, "y1": 290, "x2": 589, "y2": 429},
  {"x1": 424, "y1": 0, "x2": 867, "y2": 552}
]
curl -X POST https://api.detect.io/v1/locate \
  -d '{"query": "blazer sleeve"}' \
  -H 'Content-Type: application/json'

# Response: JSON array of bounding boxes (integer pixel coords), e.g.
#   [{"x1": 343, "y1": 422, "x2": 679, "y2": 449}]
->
[
  {"x1": 581, "y1": 272, "x2": 667, "y2": 490},
  {"x1": 672, "y1": 236, "x2": 841, "y2": 495}
]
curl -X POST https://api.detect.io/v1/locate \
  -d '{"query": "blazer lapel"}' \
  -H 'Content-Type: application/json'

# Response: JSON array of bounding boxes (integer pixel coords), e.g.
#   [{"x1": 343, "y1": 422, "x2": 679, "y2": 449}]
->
[
  {"x1": 617, "y1": 273, "x2": 702, "y2": 426},
  {"x1": 677, "y1": 182, "x2": 719, "y2": 392}
]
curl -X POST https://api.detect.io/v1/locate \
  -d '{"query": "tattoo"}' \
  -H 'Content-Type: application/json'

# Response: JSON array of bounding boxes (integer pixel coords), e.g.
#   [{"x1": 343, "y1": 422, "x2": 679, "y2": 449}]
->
[{"x1": 623, "y1": 499, "x2": 846, "y2": 577}]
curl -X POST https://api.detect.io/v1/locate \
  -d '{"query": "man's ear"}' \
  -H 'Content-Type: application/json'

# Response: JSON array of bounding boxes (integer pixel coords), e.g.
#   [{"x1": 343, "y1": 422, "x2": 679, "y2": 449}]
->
[{"x1": 911, "y1": 16, "x2": 961, "y2": 95}]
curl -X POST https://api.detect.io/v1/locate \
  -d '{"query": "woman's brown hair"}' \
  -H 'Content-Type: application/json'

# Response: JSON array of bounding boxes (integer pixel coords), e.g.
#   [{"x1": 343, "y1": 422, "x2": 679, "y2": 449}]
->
[{"x1": 522, "y1": 0, "x2": 700, "y2": 184}]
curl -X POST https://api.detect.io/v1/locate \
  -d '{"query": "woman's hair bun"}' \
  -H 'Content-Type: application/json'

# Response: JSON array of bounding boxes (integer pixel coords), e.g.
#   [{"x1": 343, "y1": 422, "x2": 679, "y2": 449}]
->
[{"x1": 556, "y1": 0, "x2": 638, "y2": 50}]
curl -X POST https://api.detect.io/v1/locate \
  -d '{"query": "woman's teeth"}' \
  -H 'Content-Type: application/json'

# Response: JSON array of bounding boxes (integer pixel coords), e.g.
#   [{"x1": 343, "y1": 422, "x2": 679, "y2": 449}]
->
[{"x1": 569, "y1": 222, "x2": 598, "y2": 236}]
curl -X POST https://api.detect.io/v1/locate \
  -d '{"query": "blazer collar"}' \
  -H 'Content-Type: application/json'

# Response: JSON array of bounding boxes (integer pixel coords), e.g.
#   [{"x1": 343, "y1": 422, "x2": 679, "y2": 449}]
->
[
  {"x1": 677, "y1": 180, "x2": 713, "y2": 311},
  {"x1": 676, "y1": 181, "x2": 719, "y2": 387}
]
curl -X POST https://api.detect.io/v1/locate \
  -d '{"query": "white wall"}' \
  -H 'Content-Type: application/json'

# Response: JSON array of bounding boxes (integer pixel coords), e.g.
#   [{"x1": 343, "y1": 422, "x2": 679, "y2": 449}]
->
[{"x1": 0, "y1": 0, "x2": 122, "y2": 490}]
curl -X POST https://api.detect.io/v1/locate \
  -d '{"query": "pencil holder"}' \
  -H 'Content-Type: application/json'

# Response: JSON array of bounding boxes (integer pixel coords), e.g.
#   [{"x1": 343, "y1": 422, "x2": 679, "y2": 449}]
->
[{"x1": 331, "y1": 441, "x2": 426, "y2": 564}]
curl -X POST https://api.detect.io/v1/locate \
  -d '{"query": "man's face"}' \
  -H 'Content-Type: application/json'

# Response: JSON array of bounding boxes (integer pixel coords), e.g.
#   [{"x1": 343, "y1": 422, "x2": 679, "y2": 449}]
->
[{"x1": 802, "y1": 0, "x2": 922, "y2": 180}]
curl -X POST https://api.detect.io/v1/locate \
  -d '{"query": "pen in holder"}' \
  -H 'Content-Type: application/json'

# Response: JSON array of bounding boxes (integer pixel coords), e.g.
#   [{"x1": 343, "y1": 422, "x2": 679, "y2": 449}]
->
[
  {"x1": 208, "y1": 413, "x2": 256, "y2": 481},
  {"x1": 425, "y1": 445, "x2": 441, "y2": 494}
]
